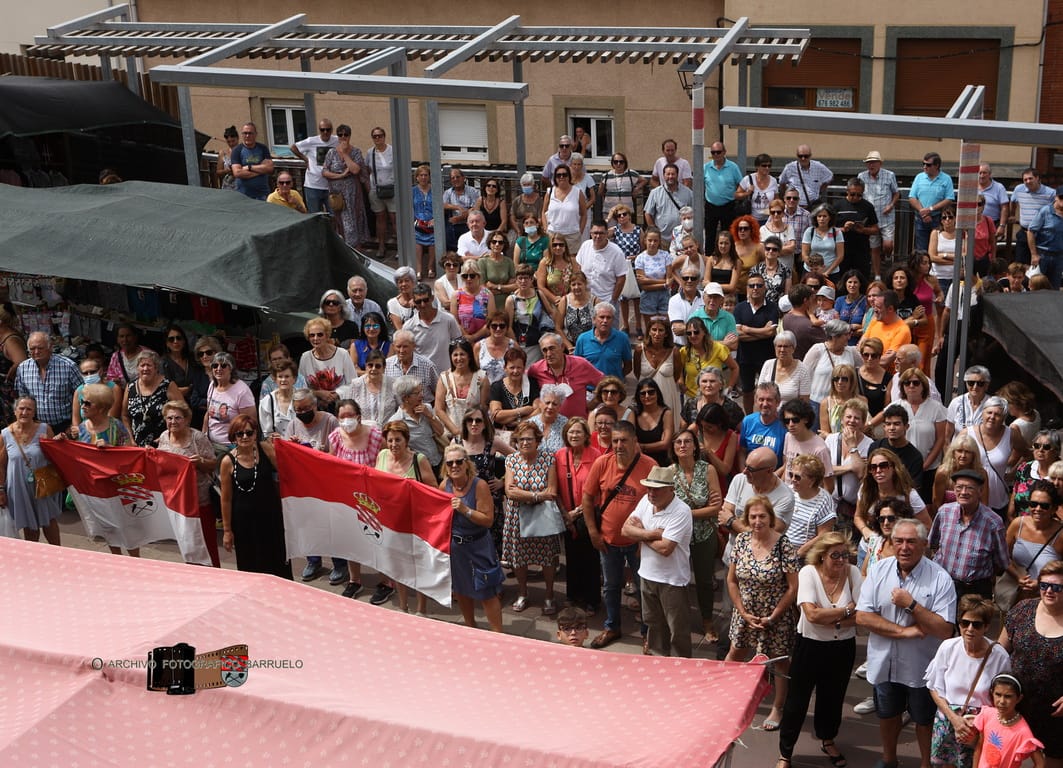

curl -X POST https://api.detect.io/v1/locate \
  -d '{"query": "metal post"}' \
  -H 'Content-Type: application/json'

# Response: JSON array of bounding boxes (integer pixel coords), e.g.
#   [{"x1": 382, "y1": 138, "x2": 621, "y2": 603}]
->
[
  {"x1": 177, "y1": 86, "x2": 200, "y2": 186},
  {"x1": 735, "y1": 60, "x2": 747, "y2": 170},
  {"x1": 300, "y1": 57, "x2": 316, "y2": 133},
  {"x1": 125, "y1": 56, "x2": 140, "y2": 96},
  {"x1": 426, "y1": 100, "x2": 447, "y2": 262},
  {"x1": 691, "y1": 77, "x2": 706, "y2": 247},
  {"x1": 513, "y1": 57, "x2": 527, "y2": 178},
  {"x1": 99, "y1": 55, "x2": 112, "y2": 81},
  {"x1": 389, "y1": 57, "x2": 413, "y2": 268}
]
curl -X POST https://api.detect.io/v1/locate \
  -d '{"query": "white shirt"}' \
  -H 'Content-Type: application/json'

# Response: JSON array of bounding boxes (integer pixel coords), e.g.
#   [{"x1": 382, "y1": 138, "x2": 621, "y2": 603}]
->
[
  {"x1": 576, "y1": 239, "x2": 628, "y2": 301},
  {"x1": 403, "y1": 310, "x2": 462, "y2": 376},
  {"x1": 722, "y1": 474, "x2": 796, "y2": 564},
  {"x1": 457, "y1": 231, "x2": 491, "y2": 260},
  {"x1": 824, "y1": 432, "x2": 873, "y2": 505},
  {"x1": 924, "y1": 636, "x2": 1011, "y2": 707},
  {"x1": 899, "y1": 398, "x2": 949, "y2": 469},
  {"x1": 857, "y1": 555, "x2": 956, "y2": 688},
  {"x1": 668, "y1": 291, "x2": 704, "y2": 345},
  {"x1": 797, "y1": 564, "x2": 863, "y2": 641},
  {"x1": 652, "y1": 156, "x2": 693, "y2": 184},
  {"x1": 367, "y1": 144, "x2": 394, "y2": 191},
  {"x1": 295, "y1": 135, "x2": 338, "y2": 190},
  {"x1": 630, "y1": 492, "x2": 693, "y2": 586}
]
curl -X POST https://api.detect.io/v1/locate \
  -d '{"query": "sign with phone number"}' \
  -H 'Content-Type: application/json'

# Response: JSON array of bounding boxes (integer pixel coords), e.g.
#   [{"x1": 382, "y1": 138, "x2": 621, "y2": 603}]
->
[{"x1": 816, "y1": 88, "x2": 853, "y2": 110}]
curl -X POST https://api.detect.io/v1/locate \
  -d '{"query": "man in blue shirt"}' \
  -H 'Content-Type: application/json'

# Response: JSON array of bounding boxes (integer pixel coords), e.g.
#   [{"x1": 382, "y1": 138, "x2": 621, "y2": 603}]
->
[
  {"x1": 230, "y1": 123, "x2": 274, "y2": 201},
  {"x1": 1027, "y1": 188, "x2": 1063, "y2": 288},
  {"x1": 907, "y1": 152, "x2": 954, "y2": 251},
  {"x1": 702, "y1": 141, "x2": 743, "y2": 243},
  {"x1": 739, "y1": 382, "x2": 787, "y2": 467},
  {"x1": 1008, "y1": 167, "x2": 1057, "y2": 265},
  {"x1": 574, "y1": 302, "x2": 632, "y2": 380}
]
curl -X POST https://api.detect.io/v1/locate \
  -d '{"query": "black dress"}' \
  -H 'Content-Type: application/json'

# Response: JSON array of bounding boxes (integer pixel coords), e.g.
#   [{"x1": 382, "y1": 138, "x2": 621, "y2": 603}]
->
[
  {"x1": 635, "y1": 408, "x2": 671, "y2": 466},
  {"x1": 229, "y1": 449, "x2": 292, "y2": 579}
]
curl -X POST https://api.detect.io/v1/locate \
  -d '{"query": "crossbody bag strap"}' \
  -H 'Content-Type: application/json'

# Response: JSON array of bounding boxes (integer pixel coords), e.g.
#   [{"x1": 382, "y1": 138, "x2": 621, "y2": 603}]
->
[
  {"x1": 796, "y1": 164, "x2": 811, "y2": 204},
  {"x1": 835, "y1": 434, "x2": 844, "y2": 499},
  {"x1": 596, "y1": 458, "x2": 639, "y2": 524},
  {"x1": 371, "y1": 149, "x2": 377, "y2": 179},
  {"x1": 959, "y1": 641, "x2": 995, "y2": 712},
  {"x1": 664, "y1": 187, "x2": 682, "y2": 212},
  {"x1": 1016, "y1": 522, "x2": 1063, "y2": 570},
  {"x1": 563, "y1": 449, "x2": 576, "y2": 508}
]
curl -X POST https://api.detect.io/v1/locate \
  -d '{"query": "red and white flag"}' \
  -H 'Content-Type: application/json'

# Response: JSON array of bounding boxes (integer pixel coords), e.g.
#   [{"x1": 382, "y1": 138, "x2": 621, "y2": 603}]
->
[
  {"x1": 40, "y1": 441, "x2": 210, "y2": 565},
  {"x1": 274, "y1": 440, "x2": 453, "y2": 606}
]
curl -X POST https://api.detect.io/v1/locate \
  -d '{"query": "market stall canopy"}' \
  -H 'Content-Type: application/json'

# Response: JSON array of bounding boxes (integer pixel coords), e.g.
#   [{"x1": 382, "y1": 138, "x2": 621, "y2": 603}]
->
[
  {"x1": 0, "y1": 76, "x2": 199, "y2": 141},
  {"x1": 981, "y1": 291, "x2": 1063, "y2": 400},
  {"x1": 0, "y1": 537, "x2": 766, "y2": 767},
  {"x1": 0, "y1": 181, "x2": 394, "y2": 313}
]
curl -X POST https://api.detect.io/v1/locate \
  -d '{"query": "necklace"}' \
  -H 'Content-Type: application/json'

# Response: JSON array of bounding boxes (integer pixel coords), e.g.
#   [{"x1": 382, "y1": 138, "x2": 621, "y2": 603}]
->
[
  {"x1": 820, "y1": 570, "x2": 843, "y2": 603},
  {"x1": 451, "y1": 478, "x2": 470, "y2": 496},
  {"x1": 997, "y1": 711, "x2": 1021, "y2": 726},
  {"x1": 231, "y1": 450, "x2": 258, "y2": 493}
]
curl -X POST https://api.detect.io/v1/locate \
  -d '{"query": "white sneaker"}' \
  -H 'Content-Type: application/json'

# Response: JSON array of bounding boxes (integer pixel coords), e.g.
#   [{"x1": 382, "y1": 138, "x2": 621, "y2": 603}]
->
[
  {"x1": 855, "y1": 662, "x2": 868, "y2": 679},
  {"x1": 853, "y1": 696, "x2": 876, "y2": 715}
]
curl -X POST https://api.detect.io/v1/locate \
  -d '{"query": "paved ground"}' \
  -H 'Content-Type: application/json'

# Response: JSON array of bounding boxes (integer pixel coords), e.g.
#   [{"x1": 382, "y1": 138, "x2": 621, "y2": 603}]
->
[{"x1": 51, "y1": 510, "x2": 930, "y2": 767}]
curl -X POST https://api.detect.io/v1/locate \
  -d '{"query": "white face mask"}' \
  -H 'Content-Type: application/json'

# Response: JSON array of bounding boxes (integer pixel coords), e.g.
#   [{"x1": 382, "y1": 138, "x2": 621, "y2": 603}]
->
[
  {"x1": 681, "y1": 218, "x2": 694, "y2": 230},
  {"x1": 524, "y1": 225, "x2": 538, "y2": 235},
  {"x1": 339, "y1": 417, "x2": 360, "y2": 432}
]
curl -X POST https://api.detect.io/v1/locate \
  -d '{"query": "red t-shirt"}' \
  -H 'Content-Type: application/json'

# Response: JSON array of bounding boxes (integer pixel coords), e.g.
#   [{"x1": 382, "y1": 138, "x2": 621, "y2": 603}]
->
[{"x1": 583, "y1": 452, "x2": 658, "y2": 546}]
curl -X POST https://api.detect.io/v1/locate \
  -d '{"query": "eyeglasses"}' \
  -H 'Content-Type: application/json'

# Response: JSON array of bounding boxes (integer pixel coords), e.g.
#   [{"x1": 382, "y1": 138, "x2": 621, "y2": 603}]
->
[
  {"x1": 1027, "y1": 500, "x2": 1053, "y2": 509},
  {"x1": 559, "y1": 623, "x2": 588, "y2": 633},
  {"x1": 558, "y1": 143, "x2": 571, "y2": 148},
  {"x1": 878, "y1": 515, "x2": 897, "y2": 524},
  {"x1": 485, "y1": 184, "x2": 498, "y2": 189},
  {"x1": 959, "y1": 619, "x2": 986, "y2": 630},
  {"x1": 461, "y1": 273, "x2": 479, "y2": 280},
  {"x1": 747, "y1": 283, "x2": 765, "y2": 289},
  {"x1": 370, "y1": 133, "x2": 384, "y2": 139},
  {"x1": 413, "y1": 298, "x2": 432, "y2": 306},
  {"x1": 965, "y1": 380, "x2": 987, "y2": 388},
  {"x1": 638, "y1": 390, "x2": 656, "y2": 397},
  {"x1": 784, "y1": 196, "x2": 800, "y2": 201},
  {"x1": 211, "y1": 363, "x2": 231, "y2": 369},
  {"x1": 1033, "y1": 442, "x2": 1055, "y2": 451},
  {"x1": 903, "y1": 380, "x2": 922, "y2": 387},
  {"x1": 366, "y1": 362, "x2": 384, "y2": 369},
  {"x1": 709, "y1": 149, "x2": 724, "y2": 156},
  {"x1": 782, "y1": 416, "x2": 803, "y2": 424},
  {"x1": 827, "y1": 551, "x2": 848, "y2": 561},
  {"x1": 862, "y1": 352, "x2": 881, "y2": 359},
  {"x1": 922, "y1": 162, "x2": 935, "y2": 167},
  {"x1": 616, "y1": 211, "x2": 630, "y2": 217},
  {"x1": 612, "y1": 159, "x2": 625, "y2": 165},
  {"x1": 307, "y1": 332, "x2": 326, "y2": 338},
  {"x1": 743, "y1": 464, "x2": 772, "y2": 474},
  {"x1": 681, "y1": 276, "x2": 699, "y2": 282},
  {"x1": 941, "y1": 214, "x2": 955, "y2": 221},
  {"x1": 240, "y1": 131, "x2": 255, "y2": 136},
  {"x1": 869, "y1": 461, "x2": 892, "y2": 471},
  {"x1": 490, "y1": 239, "x2": 506, "y2": 245},
  {"x1": 81, "y1": 400, "x2": 95, "y2": 408},
  {"x1": 444, "y1": 459, "x2": 465, "y2": 467},
  {"x1": 763, "y1": 246, "x2": 779, "y2": 253},
  {"x1": 465, "y1": 417, "x2": 484, "y2": 424},
  {"x1": 601, "y1": 389, "x2": 621, "y2": 396},
  {"x1": 443, "y1": 262, "x2": 461, "y2": 269},
  {"x1": 1039, "y1": 581, "x2": 1063, "y2": 593},
  {"x1": 197, "y1": 350, "x2": 215, "y2": 357},
  {"x1": 319, "y1": 127, "x2": 333, "y2": 133},
  {"x1": 797, "y1": 154, "x2": 810, "y2": 159},
  {"x1": 832, "y1": 376, "x2": 851, "y2": 383},
  {"x1": 363, "y1": 323, "x2": 380, "y2": 330},
  {"x1": 167, "y1": 336, "x2": 183, "y2": 342},
  {"x1": 515, "y1": 437, "x2": 537, "y2": 444},
  {"x1": 322, "y1": 299, "x2": 342, "y2": 306},
  {"x1": 788, "y1": 473, "x2": 804, "y2": 482},
  {"x1": 277, "y1": 180, "x2": 293, "y2": 186},
  {"x1": 769, "y1": 210, "x2": 784, "y2": 215},
  {"x1": 490, "y1": 323, "x2": 507, "y2": 330}
]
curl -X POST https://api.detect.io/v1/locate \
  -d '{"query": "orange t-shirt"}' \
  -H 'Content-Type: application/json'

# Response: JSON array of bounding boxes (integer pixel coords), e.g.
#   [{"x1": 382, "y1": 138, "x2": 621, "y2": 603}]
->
[
  {"x1": 865, "y1": 317, "x2": 911, "y2": 357},
  {"x1": 583, "y1": 453, "x2": 659, "y2": 546}
]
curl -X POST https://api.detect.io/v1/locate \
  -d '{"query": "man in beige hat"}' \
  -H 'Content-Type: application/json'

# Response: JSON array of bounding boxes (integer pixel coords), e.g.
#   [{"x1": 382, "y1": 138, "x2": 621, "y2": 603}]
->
[
  {"x1": 622, "y1": 465, "x2": 694, "y2": 656},
  {"x1": 859, "y1": 150, "x2": 900, "y2": 278}
]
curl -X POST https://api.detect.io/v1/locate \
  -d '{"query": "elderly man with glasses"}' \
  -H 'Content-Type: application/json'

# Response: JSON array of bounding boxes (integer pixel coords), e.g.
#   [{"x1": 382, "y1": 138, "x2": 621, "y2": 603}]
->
[
  {"x1": 859, "y1": 151, "x2": 900, "y2": 277},
  {"x1": 402, "y1": 283, "x2": 462, "y2": 376},
  {"x1": 290, "y1": 118, "x2": 337, "y2": 214},
  {"x1": 230, "y1": 122, "x2": 274, "y2": 201},
  {"x1": 835, "y1": 178, "x2": 879, "y2": 281},
  {"x1": 266, "y1": 172, "x2": 307, "y2": 213},
  {"x1": 779, "y1": 144, "x2": 833, "y2": 209},
  {"x1": 541, "y1": 134, "x2": 575, "y2": 185},
  {"x1": 908, "y1": 152, "x2": 955, "y2": 252},
  {"x1": 702, "y1": 141, "x2": 744, "y2": 242}
]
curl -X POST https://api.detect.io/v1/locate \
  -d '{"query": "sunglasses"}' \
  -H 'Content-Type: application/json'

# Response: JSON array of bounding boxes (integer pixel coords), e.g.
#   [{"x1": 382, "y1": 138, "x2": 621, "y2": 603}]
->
[
  {"x1": 764, "y1": 246, "x2": 780, "y2": 253},
  {"x1": 337, "y1": 132, "x2": 351, "y2": 138},
  {"x1": 444, "y1": 459, "x2": 465, "y2": 467},
  {"x1": 827, "y1": 551, "x2": 848, "y2": 561},
  {"x1": 862, "y1": 352, "x2": 881, "y2": 359},
  {"x1": 737, "y1": 226, "x2": 751, "y2": 232},
  {"x1": 832, "y1": 376, "x2": 851, "y2": 383},
  {"x1": 167, "y1": 336, "x2": 183, "y2": 342},
  {"x1": 413, "y1": 298, "x2": 432, "y2": 306},
  {"x1": 1039, "y1": 581, "x2": 1063, "y2": 593},
  {"x1": 554, "y1": 173, "x2": 570, "y2": 179},
  {"x1": 1033, "y1": 442, "x2": 1055, "y2": 451},
  {"x1": 234, "y1": 430, "x2": 256, "y2": 439},
  {"x1": 465, "y1": 417, "x2": 484, "y2": 424},
  {"x1": 197, "y1": 350, "x2": 215, "y2": 357},
  {"x1": 965, "y1": 380, "x2": 987, "y2": 388},
  {"x1": 878, "y1": 515, "x2": 898, "y2": 524},
  {"x1": 366, "y1": 362, "x2": 384, "y2": 369},
  {"x1": 319, "y1": 127, "x2": 333, "y2": 133},
  {"x1": 1028, "y1": 500, "x2": 1053, "y2": 509},
  {"x1": 601, "y1": 389, "x2": 621, "y2": 396},
  {"x1": 211, "y1": 363, "x2": 231, "y2": 369},
  {"x1": 784, "y1": 196, "x2": 800, "y2": 201},
  {"x1": 789, "y1": 473, "x2": 804, "y2": 482},
  {"x1": 559, "y1": 143, "x2": 571, "y2": 148},
  {"x1": 747, "y1": 283, "x2": 765, "y2": 289},
  {"x1": 770, "y1": 210, "x2": 784, "y2": 215},
  {"x1": 958, "y1": 619, "x2": 986, "y2": 630},
  {"x1": 638, "y1": 390, "x2": 656, "y2": 397},
  {"x1": 551, "y1": 243, "x2": 567, "y2": 249},
  {"x1": 82, "y1": 400, "x2": 95, "y2": 408},
  {"x1": 869, "y1": 461, "x2": 892, "y2": 471},
  {"x1": 744, "y1": 464, "x2": 772, "y2": 474},
  {"x1": 709, "y1": 150, "x2": 724, "y2": 156},
  {"x1": 797, "y1": 154, "x2": 810, "y2": 159},
  {"x1": 612, "y1": 159, "x2": 625, "y2": 165},
  {"x1": 491, "y1": 240, "x2": 506, "y2": 245},
  {"x1": 308, "y1": 332, "x2": 326, "y2": 338},
  {"x1": 363, "y1": 323, "x2": 380, "y2": 330},
  {"x1": 941, "y1": 214, "x2": 955, "y2": 220},
  {"x1": 371, "y1": 133, "x2": 384, "y2": 139},
  {"x1": 277, "y1": 180, "x2": 293, "y2": 185},
  {"x1": 484, "y1": 184, "x2": 498, "y2": 189},
  {"x1": 322, "y1": 299, "x2": 342, "y2": 307},
  {"x1": 490, "y1": 323, "x2": 507, "y2": 330},
  {"x1": 462, "y1": 273, "x2": 479, "y2": 280}
]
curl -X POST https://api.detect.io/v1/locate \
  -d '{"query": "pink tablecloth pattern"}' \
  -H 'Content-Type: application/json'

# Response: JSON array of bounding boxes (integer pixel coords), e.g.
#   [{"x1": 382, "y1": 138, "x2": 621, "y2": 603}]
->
[{"x1": 0, "y1": 537, "x2": 766, "y2": 766}]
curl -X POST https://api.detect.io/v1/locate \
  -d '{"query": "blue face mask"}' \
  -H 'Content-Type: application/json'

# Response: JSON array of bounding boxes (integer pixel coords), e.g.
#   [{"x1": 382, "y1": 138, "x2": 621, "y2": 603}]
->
[
  {"x1": 82, "y1": 373, "x2": 101, "y2": 385},
  {"x1": 521, "y1": 185, "x2": 534, "y2": 195}
]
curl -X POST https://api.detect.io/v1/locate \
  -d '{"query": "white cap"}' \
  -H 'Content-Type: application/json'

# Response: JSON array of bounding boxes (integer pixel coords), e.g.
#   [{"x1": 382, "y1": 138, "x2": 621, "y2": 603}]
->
[
  {"x1": 703, "y1": 282, "x2": 725, "y2": 297},
  {"x1": 778, "y1": 296, "x2": 792, "y2": 313},
  {"x1": 817, "y1": 286, "x2": 836, "y2": 301}
]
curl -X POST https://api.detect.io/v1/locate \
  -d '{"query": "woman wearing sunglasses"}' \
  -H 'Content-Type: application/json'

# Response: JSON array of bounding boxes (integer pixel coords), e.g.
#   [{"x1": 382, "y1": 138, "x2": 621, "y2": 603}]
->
[
  {"x1": 190, "y1": 335, "x2": 223, "y2": 428},
  {"x1": 161, "y1": 324, "x2": 193, "y2": 400},
  {"x1": 203, "y1": 351, "x2": 255, "y2": 454},
  {"x1": 350, "y1": 312, "x2": 391, "y2": 375},
  {"x1": 542, "y1": 163, "x2": 587, "y2": 254},
  {"x1": 473, "y1": 177, "x2": 507, "y2": 239},
  {"x1": 451, "y1": 261, "x2": 496, "y2": 343},
  {"x1": 1005, "y1": 480, "x2": 1063, "y2": 608},
  {"x1": 298, "y1": 316, "x2": 358, "y2": 412},
  {"x1": 853, "y1": 449, "x2": 930, "y2": 546},
  {"x1": 219, "y1": 414, "x2": 291, "y2": 579},
  {"x1": 318, "y1": 288, "x2": 359, "y2": 346},
  {"x1": 925, "y1": 595, "x2": 1010, "y2": 768}
]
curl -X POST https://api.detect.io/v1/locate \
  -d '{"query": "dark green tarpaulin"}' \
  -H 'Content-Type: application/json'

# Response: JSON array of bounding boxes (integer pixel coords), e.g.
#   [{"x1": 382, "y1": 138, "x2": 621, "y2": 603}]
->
[
  {"x1": 981, "y1": 291, "x2": 1063, "y2": 401},
  {"x1": 0, "y1": 181, "x2": 394, "y2": 313}
]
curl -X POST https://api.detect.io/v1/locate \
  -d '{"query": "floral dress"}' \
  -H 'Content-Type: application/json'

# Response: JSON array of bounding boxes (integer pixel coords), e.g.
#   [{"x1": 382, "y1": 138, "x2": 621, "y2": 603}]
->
[
  {"x1": 564, "y1": 301, "x2": 593, "y2": 344},
  {"x1": 455, "y1": 287, "x2": 491, "y2": 336},
  {"x1": 502, "y1": 450, "x2": 561, "y2": 567},
  {"x1": 750, "y1": 261, "x2": 792, "y2": 306},
  {"x1": 324, "y1": 145, "x2": 369, "y2": 249},
  {"x1": 126, "y1": 378, "x2": 173, "y2": 447},
  {"x1": 1011, "y1": 460, "x2": 1049, "y2": 517},
  {"x1": 413, "y1": 185, "x2": 434, "y2": 247},
  {"x1": 728, "y1": 532, "x2": 799, "y2": 656},
  {"x1": 1004, "y1": 598, "x2": 1063, "y2": 757}
]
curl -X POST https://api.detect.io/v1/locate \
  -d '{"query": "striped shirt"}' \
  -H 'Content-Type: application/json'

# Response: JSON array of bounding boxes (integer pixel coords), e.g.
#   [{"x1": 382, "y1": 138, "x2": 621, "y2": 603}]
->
[{"x1": 15, "y1": 354, "x2": 83, "y2": 427}]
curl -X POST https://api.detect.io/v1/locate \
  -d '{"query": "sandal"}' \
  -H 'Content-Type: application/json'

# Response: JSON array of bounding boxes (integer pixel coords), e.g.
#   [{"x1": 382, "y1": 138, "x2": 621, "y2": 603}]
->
[
  {"x1": 511, "y1": 596, "x2": 528, "y2": 612},
  {"x1": 542, "y1": 599, "x2": 557, "y2": 616},
  {"x1": 821, "y1": 741, "x2": 847, "y2": 768}
]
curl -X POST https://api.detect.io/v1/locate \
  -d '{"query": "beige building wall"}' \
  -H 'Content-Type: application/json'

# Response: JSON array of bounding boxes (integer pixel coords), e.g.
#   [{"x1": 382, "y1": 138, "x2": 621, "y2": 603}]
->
[
  {"x1": 722, "y1": 0, "x2": 1046, "y2": 175},
  {"x1": 139, "y1": 0, "x2": 724, "y2": 173},
  {"x1": 2, "y1": 0, "x2": 103, "y2": 55}
]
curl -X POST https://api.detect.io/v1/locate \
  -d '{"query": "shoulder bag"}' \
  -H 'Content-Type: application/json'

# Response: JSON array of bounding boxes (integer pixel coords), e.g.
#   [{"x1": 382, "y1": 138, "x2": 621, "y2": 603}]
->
[
  {"x1": 371, "y1": 149, "x2": 394, "y2": 199},
  {"x1": 328, "y1": 191, "x2": 345, "y2": 212},
  {"x1": 519, "y1": 499, "x2": 566, "y2": 537},
  {"x1": 14, "y1": 435, "x2": 65, "y2": 499},
  {"x1": 733, "y1": 174, "x2": 753, "y2": 217}
]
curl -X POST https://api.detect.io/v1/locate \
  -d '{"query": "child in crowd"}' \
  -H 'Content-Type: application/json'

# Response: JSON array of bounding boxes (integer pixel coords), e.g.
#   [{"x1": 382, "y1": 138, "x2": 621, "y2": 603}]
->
[
  {"x1": 971, "y1": 674, "x2": 1044, "y2": 768},
  {"x1": 814, "y1": 285, "x2": 839, "y2": 324},
  {"x1": 556, "y1": 607, "x2": 589, "y2": 647}
]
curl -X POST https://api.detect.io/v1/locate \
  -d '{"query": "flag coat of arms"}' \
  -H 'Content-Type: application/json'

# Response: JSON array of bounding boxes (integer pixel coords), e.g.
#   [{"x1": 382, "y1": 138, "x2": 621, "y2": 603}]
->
[
  {"x1": 274, "y1": 440, "x2": 453, "y2": 605},
  {"x1": 40, "y1": 441, "x2": 210, "y2": 564}
]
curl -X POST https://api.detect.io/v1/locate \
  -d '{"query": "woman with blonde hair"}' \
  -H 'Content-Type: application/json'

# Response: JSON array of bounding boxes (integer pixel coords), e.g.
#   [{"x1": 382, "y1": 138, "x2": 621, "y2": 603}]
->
[
  {"x1": 933, "y1": 434, "x2": 990, "y2": 514},
  {"x1": 819, "y1": 364, "x2": 866, "y2": 435},
  {"x1": 536, "y1": 234, "x2": 579, "y2": 307},
  {"x1": 854, "y1": 448, "x2": 930, "y2": 542}
]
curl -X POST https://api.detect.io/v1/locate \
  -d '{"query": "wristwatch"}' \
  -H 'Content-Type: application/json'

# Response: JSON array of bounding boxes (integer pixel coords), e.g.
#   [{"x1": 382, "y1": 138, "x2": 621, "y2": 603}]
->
[{"x1": 904, "y1": 599, "x2": 918, "y2": 615}]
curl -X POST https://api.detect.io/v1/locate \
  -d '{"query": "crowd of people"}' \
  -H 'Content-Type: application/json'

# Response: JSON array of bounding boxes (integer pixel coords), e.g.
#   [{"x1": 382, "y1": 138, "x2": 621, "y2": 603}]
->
[{"x1": 10, "y1": 129, "x2": 1063, "y2": 768}]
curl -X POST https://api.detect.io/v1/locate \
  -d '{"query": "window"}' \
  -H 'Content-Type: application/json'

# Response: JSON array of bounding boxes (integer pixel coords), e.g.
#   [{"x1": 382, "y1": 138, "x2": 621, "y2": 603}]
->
[
  {"x1": 439, "y1": 105, "x2": 488, "y2": 162},
  {"x1": 266, "y1": 104, "x2": 307, "y2": 155},
  {"x1": 893, "y1": 39, "x2": 1000, "y2": 120},
  {"x1": 762, "y1": 38, "x2": 861, "y2": 111},
  {"x1": 568, "y1": 112, "x2": 614, "y2": 160}
]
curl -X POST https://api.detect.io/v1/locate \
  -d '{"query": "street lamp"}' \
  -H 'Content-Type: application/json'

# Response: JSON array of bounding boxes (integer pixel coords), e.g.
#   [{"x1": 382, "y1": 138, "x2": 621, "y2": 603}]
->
[{"x1": 677, "y1": 58, "x2": 699, "y2": 99}]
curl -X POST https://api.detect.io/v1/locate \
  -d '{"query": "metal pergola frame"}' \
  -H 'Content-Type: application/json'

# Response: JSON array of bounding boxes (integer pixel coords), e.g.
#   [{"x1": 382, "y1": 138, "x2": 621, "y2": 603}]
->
[
  {"x1": 31, "y1": 6, "x2": 809, "y2": 263},
  {"x1": 722, "y1": 94, "x2": 1063, "y2": 395}
]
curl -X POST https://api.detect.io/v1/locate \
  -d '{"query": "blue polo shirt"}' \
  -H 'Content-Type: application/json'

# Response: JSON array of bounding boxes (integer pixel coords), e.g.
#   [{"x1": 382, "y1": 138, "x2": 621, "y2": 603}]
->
[
  {"x1": 574, "y1": 328, "x2": 632, "y2": 379},
  {"x1": 909, "y1": 171, "x2": 954, "y2": 209},
  {"x1": 1028, "y1": 201, "x2": 1063, "y2": 254},
  {"x1": 703, "y1": 159, "x2": 743, "y2": 206},
  {"x1": 739, "y1": 413, "x2": 787, "y2": 467}
]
